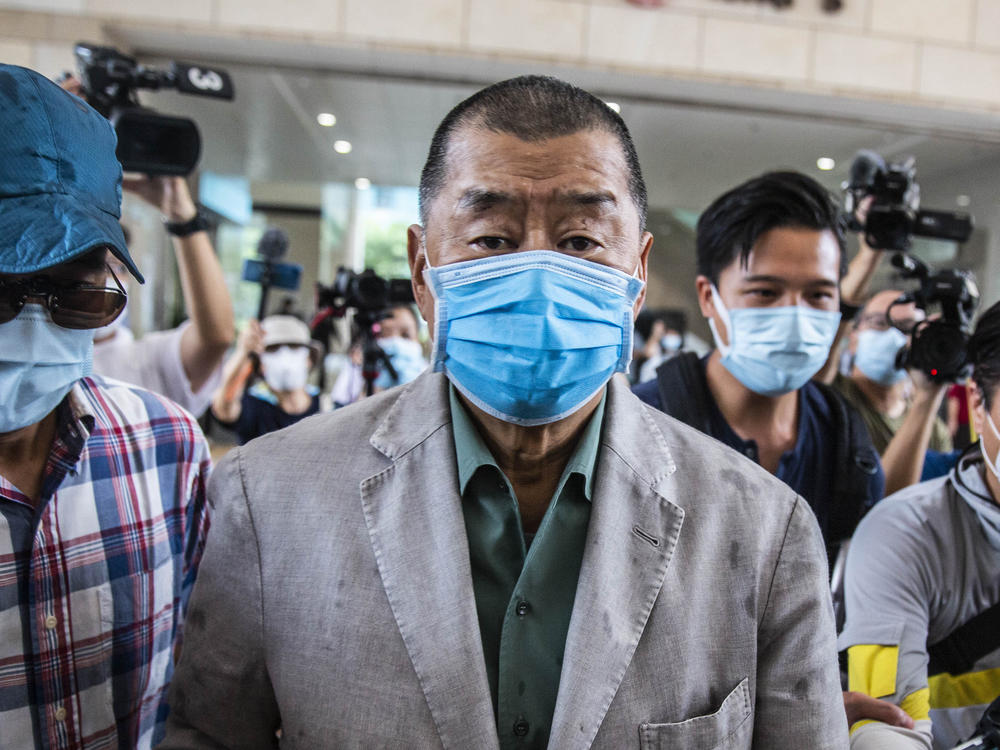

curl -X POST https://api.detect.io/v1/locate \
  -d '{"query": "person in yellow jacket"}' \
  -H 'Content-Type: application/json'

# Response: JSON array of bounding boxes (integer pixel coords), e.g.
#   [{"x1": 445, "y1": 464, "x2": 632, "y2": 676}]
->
[{"x1": 840, "y1": 299, "x2": 1000, "y2": 749}]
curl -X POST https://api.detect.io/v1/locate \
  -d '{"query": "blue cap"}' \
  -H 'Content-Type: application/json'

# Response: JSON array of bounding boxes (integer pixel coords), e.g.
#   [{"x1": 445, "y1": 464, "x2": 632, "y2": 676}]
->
[{"x1": 0, "y1": 64, "x2": 143, "y2": 283}]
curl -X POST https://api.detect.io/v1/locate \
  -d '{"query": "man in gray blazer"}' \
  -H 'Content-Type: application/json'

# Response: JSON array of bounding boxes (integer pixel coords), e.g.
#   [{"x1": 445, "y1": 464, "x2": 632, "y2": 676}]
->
[{"x1": 160, "y1": 76, "x2": 848, "y2": 749}]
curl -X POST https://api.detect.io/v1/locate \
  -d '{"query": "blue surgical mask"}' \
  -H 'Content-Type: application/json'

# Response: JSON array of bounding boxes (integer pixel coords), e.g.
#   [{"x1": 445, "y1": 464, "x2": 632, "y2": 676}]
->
[
  {"x1": 424, "y1": 250, "x2": 644, "y2": 426},
  {"x1": 0, "y1": 304, "x2": 94, "y2": 432},
  {"x1": 708, "y1": 286, "x2": 841, "y2": 397},
  {"x1": 374, "y1": 337, "x2": 427, "y2": 390},
  {"x1": 854, "y1": 327, "x2": 908, "y2": 386},
  {"x1": 661, "y1": 333, "x2": 683, "y2": 352}
]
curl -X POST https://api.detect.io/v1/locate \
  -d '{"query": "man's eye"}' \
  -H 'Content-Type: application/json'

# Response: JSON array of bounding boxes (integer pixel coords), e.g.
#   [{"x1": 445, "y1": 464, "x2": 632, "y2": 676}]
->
[
  {"x1": 474, "y1": 237, "x2": 508, "y2": 251},
  {"x1": 559, "y1": 236, "x2": 597, "y2": 252},
  {"x1": 746, "y1": 288, "x2": 776, "y2": 299}
]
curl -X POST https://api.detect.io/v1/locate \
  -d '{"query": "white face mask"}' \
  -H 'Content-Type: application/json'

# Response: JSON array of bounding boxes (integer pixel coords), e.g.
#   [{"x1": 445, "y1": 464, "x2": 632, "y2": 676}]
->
[
  {"x1": 980, "y1": 408, "x2": 1000, "y2": 481},
  {"x1": 260, "y1": 345, "x2": 310, "y2": 393}
]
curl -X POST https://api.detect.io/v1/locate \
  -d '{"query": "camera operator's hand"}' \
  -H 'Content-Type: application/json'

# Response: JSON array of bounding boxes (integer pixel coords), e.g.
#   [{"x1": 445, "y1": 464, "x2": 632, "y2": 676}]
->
[
  {"x1": 212, "y1": 320, "x2": 263, "y2": 425},
  {"x1": 237, "y1": 319, "x2": 265, "y2": 360},
  {"x1": 122, "y1": 175, "x2": 198, "y2": 223},
  {"x1": 881, "y1": 358, "x2": 950, "y2": 496},
  {"x1": 57, "y1": 73, "x2": 83, "y2": 97}
]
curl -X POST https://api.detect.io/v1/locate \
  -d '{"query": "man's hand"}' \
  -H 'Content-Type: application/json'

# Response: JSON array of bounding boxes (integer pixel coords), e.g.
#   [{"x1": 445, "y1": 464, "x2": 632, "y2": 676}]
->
[
  {"x1": 843, "y1": 690, "x2": 915, "y2": 729},
  {"x1": 122, "y1": 175, "x2": 198, "y2": 223},
  {"x1": 237, "y1": 319, "x2": 265, "y2": 361}
]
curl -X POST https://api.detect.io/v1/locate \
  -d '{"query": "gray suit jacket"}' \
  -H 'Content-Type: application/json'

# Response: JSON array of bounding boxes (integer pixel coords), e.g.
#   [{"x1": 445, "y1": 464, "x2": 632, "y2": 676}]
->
[{"x1": 160, "y1": 372, "x2": 848, "y2": 749}]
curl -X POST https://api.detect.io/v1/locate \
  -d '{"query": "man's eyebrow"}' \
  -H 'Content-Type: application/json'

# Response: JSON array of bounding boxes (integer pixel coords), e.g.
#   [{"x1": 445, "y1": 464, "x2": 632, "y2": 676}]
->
[
  {"x1": 457, "y1": 189, "x2": 515, "y2": 212},
  {"x1": 742, "y1": 274, "x2": 839, "y2": 288},
  {"x1": 559, "y1": 191, "x2": 617, "y2": 208}
]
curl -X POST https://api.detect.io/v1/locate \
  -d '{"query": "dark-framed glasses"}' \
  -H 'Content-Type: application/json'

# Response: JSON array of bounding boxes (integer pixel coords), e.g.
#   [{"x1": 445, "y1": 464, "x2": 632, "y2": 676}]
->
[{"x1": 0, "y1": 264, "x2": 127, "y2": 329}]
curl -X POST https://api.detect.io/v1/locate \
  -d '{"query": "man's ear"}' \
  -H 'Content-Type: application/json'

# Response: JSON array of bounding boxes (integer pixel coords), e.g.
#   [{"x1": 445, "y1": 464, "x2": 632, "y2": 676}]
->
[
  {"x1": 695, "y1": 275, "x2": 716, "y2": 319},
  {"x1": 407, "y1": 224, "x2": 433, "y2": 329},
  {"x1": 631, "y1": 231, "x2": 653, "y2": 319},
  {"x1": 968, "y1": 380, "x2": 986, "y2": 438}
]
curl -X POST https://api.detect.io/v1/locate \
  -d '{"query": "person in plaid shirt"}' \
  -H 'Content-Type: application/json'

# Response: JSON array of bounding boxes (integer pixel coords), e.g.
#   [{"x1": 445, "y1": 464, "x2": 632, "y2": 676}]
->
[{"x1": 0, "y1": 64, "x2": 212, "y2": 749}]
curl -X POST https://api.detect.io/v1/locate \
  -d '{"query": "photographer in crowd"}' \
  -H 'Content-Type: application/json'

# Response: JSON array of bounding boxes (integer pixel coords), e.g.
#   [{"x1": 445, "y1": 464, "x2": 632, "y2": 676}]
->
[
  {"x1": 831, "y1": 288, "x2": 952, "y2": 496},
  {"x1": 161, "y1": 75, "x2": 847, "y2": 748},
  {"x1": 330, "y1": 302, "x2": 427, "y2": 406},
  {"x1": 211, "y1": 315, "x2": 322, "y2": 444},
  {"x1": 59, "y1": 74, "x2": 235, "y2": 417},
  {"x1": 840, "y1": 299, "x2": 1000, "y2": 749},
  {"x1": 0, "y1": 65, "x2": 210, "y2": 749}
]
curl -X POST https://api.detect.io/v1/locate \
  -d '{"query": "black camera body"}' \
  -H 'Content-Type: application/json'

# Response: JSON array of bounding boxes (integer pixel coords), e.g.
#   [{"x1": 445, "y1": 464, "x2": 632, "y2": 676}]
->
[
  {"x1": 845, "y1": 151, "x2": 973, "y2": 252},
  {"x1": 890, "y1": 253, "x2": 980, "y2": 383},
  {"x1": 317, "y1": 268, "x2": 415, "y2": 314},
  {"x1": 74, "y1": 42, "x2": 234, "y2": 176}
]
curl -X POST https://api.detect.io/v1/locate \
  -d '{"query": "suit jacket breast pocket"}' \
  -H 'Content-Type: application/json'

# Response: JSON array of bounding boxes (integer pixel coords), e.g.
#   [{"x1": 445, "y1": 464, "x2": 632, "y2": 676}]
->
[{"x1": 639, "y1": 678, "x2": 752, "y2": 750}]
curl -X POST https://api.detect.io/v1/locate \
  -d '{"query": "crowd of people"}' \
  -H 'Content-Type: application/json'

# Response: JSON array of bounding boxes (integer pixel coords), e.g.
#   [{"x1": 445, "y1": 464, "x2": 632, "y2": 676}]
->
[{"x1": 2, "y1": 61, "x2": 999, "y2": 750}]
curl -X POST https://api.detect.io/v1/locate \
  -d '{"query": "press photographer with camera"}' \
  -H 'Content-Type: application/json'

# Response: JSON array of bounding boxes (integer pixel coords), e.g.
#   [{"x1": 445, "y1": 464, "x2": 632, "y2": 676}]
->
[
  {"x1": 58, "y1": 49, "x2": 236, "y2": 417},
  {"x1": 840, "y1": 299, "x2": 1000, "y2": 749},
  {"x1": 833, "y1": 288, "x2": 954, "y2": 496},
  {"x1": 210, "y1": 315, "x2": 322, "y2": 444},
  {"x1": 819, "y1": 151, "x2": 976, "y2": 497},
  {"x1": 329, "y1": 302, "x2": 427, "y2": 407}
]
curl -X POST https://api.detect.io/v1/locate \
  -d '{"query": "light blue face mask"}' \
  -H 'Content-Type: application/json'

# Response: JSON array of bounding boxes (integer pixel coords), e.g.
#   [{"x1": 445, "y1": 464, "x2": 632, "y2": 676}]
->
[
  {"x1": 708, "y1": 286, "x2": 841, "y2": 397},
  {"x1": 854, "y1": 327, "x2": 908, "y2": 386},
  {"x1": 374, "y1": 336, "x2": 427, "y2": 390},
  {"x1": 424, "y1": 250, "x2": 644, "y2": 426},
  {"x1": 0, "y1": 303, "x2": 94, "y2": 433}
]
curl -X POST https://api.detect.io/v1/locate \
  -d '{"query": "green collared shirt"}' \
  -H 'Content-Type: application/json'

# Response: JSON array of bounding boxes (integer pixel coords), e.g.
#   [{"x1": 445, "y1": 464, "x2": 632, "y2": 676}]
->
[{"x1": 450, "y1": 387, "x2": 605, "y2": 750}]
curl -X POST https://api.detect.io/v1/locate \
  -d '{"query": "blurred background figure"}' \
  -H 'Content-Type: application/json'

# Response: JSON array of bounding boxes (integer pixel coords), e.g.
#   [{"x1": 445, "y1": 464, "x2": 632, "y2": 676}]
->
[
  {"x1": 211, "y1": 315, "x2": 321, "y2": 444},
  {"x1": 832, "y1": 289, "x2": 952, "y2": 495},
  {"x1": 92, "y1": 175, "x2": 234, "y2": 417},
  {"x1": 330, "y1": 303, "x2": 427, "y2": 407},
  {"x1": 632, "y1": 307, "x2": 687, "y2": 384}
]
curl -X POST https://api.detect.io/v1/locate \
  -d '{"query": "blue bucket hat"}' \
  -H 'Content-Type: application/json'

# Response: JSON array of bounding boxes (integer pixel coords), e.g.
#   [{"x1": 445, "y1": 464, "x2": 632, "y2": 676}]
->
[{"x1": 0, "y1": 64, "x2": 143, "y2": 282}]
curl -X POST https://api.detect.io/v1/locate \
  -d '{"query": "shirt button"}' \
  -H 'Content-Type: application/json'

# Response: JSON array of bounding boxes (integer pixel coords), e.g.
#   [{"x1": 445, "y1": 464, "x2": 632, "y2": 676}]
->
[
  {"x1": 513, "y1": 717, "x2": 529, "y2": 737},
  {"x1": 498, "y1": 480, "x2": 508, "y2": 492},
  {"x1": 44, "y1": 615, "x2": 58, "y2": 630},
  {"x1": 515, "y1": 600, "x2": 530, "y2": 617},
  {"x1": 54, "y1": 706, "x2": 67, "y2": 721},
  {"x1": 744, "y1": 447, "x2": 755, "y2": 458}
]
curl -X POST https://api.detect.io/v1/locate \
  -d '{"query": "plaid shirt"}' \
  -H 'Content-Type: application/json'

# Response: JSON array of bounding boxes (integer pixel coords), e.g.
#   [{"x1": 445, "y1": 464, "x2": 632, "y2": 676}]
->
[{"x1": 0, "y1": 376, "x2": 211, "y2": 749}]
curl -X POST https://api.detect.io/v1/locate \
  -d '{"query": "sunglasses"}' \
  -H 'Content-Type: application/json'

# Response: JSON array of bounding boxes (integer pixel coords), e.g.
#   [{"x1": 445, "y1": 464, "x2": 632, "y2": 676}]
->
[{"x1": 0, "y1": 264, "x2": 127, "y2": 329}]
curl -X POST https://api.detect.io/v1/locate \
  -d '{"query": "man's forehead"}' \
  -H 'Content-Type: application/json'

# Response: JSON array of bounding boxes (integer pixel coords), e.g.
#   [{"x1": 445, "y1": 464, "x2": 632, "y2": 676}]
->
[{"x1": 446, "y1": 126, "x2": 627, "y2": 178}]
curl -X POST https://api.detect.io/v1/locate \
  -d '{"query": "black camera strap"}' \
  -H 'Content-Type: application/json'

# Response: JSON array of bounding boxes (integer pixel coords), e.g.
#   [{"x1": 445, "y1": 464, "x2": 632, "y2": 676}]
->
[{"x1": 928, "y1": 600, "x2": 1000, "y2": 677}]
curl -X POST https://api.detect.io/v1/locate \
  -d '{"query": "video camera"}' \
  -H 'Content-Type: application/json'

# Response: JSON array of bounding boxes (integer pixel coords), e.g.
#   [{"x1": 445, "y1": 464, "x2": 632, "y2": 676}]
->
[
  {"x1": 313, "y1": 268, "x2": 416, "y2": 398},
  {"x1": 844, "y1": 150, "x2": 973, "y2": 252},
  {"x1": 316, "y1": 268, "x2": 415, "y2": 314},
  {"x1": 73, "y1": 42, "x2": 234, "y2": 176},
  {"x1": 888, "y1": 253, "x2": 980, "y2": 383},
  {"x1": 953, "y1": 693, "x2": 1000, "y2": 748}
]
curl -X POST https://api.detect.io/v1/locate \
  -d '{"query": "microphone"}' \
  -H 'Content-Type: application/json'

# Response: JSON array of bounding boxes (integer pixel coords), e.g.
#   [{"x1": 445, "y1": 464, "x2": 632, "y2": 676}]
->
[
  {"x1": 848, "y1": 150, "x2": 885, "y2": 191},
  {"x1": 257, "y1": 227, "x2": 288, "y2": 261}
]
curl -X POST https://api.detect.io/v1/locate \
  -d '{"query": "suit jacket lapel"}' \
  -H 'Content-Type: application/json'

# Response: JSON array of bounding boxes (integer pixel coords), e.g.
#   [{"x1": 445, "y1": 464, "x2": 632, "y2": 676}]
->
[
  {"x1": 361, "y1": 372, "x2": 499, "y2": 750},
  {"x1": 548, "y1": 376, "x2": 685, "y2": 749}
]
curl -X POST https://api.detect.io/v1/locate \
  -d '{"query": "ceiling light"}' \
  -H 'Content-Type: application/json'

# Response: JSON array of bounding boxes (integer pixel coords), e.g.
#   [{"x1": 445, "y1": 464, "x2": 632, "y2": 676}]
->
[
  {"x1": 605, "y1": 101, "x2": 621, "y2": 114},
  {"x1": 317, "y1": 112, "x2": 337, "y2": 127},
  {"x1": 354, "y1": 177, "x2": 371, "y2": 190},
  {"x1": 956, "y1": 194, "x2": 971, "y2": 207},
  {"x1": 816, "y1": 157, "x2": 836, "y2": 171},
  {"x1": 333, "y1": 140, "x2": 352, "y2": 154}
]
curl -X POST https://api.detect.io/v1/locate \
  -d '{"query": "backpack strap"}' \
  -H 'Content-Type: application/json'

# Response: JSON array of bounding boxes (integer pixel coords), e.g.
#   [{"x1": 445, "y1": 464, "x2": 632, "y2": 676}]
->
[
  {"x1": 654, "y1": 352, "x2": 715, "y2": 434},
  {"x1": 812, "y1": 381, "x2": 881, "y2": 543},
  {"x1": 928, "y1": 601, "x2": 1000, "y2": 677}
]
